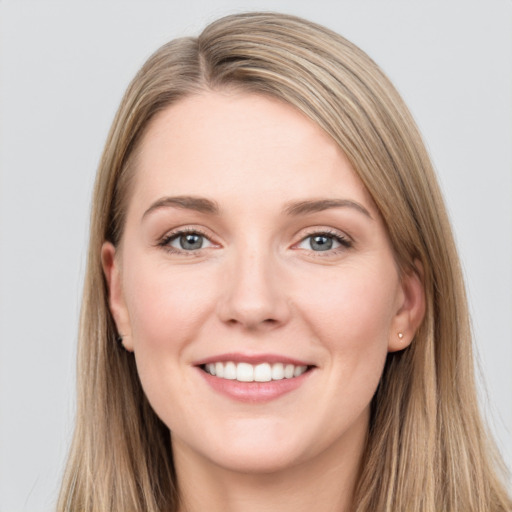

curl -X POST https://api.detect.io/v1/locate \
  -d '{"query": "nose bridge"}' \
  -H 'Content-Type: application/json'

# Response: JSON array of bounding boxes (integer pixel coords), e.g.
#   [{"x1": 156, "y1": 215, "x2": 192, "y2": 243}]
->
[{"x1": 218, "y1": 237, "x2": 289, "y2": 329}]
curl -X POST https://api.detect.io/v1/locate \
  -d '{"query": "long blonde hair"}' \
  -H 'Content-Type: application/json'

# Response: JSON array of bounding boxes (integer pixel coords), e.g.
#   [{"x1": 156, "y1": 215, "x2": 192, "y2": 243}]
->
[{"x1": 58, "y1": 12, "x2": 511, "y2": 512}]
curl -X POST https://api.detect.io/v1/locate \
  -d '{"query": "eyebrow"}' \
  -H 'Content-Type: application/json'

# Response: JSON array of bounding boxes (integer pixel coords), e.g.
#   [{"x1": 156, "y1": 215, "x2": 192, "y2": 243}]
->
[
  {"x1": 284, "y1": 199, "x2": 372, "y2": 219},
  {"x1": 142, "y1": 195, "x2": 220, "y2": 219},
  {"x1": 142, "y1": 195, "x2": 372, "y2": 220}
]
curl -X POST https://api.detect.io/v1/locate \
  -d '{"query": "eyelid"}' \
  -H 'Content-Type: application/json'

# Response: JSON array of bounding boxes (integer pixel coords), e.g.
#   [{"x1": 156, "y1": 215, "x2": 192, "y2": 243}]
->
[
  {"x1": 291, "y1": 227, "x2": 353, "y2": 253},
  {"x1": 168, "y1": 232, "x2": 214, "y2": 250},
  {"x1": 158, "y1": 225, "x2": 210, "y2": 242},
  {"x1": 157, "y1": 225, "x2": 220, "y2": 254},
  {"x1": 294, "y1": 226, "x2": 352, "y2": 242},
  {"x1": 295, "y1": 234, "x2": 342, "y2": 250}
]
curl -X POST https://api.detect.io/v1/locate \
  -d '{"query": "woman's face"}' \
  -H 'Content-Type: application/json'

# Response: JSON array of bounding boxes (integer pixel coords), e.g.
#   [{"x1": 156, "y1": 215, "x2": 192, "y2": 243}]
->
[{"x1": 103, "y1": 91, "x2": 423, "y2": 474}]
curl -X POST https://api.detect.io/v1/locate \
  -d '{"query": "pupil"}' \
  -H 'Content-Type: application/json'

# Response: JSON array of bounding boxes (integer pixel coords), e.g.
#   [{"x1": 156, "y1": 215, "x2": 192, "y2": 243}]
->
[
  {"x1": 311, "y1": 235, "x2": 332, "y2": 251},
  {"x1": 180, "y1": 233, "x2": 202, "y2": 250}
]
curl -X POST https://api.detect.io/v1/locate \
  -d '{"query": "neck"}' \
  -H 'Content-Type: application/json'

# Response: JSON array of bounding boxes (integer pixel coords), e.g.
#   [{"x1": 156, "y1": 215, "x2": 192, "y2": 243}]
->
[{"x1": 173, "y1": 410, "x2": 368, "y2": 512}]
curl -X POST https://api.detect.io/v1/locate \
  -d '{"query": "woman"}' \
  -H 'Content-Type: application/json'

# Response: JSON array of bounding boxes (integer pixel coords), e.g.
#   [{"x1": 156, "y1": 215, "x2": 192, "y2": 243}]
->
[{"x1": 57, "y1": 12, "x2": 511, "y2": 512}]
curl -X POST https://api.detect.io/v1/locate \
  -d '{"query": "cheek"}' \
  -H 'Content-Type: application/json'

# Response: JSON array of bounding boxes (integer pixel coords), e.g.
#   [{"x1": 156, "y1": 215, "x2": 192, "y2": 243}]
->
[
  {"x1": 301, "y1": 261, "x2": 397, "y2": 337},
  {"x1": 121, "y1": 258, "x2": 219, "y2": 425},
  {"x1": 123, "y1": 258, "x2": 217, "y2": 349},
  {"x1": 294, "y1": 260, "x2": 398, "y2": 384}
]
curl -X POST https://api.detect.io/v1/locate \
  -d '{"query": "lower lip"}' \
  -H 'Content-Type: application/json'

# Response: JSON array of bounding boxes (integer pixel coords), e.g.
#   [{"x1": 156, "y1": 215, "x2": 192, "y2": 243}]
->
[{"x1": 197, "y1": 367, "x2": 313, "y2": 403}]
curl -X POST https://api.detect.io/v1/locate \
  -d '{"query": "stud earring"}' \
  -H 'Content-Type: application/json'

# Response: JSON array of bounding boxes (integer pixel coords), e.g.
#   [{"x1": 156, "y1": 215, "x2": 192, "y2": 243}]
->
[
  {"x1": 398, "y1": 332, "x2": 404, "y2": 340},
  {"x1": 116, "y1": 335, "x2": 123, "y2": 343}
]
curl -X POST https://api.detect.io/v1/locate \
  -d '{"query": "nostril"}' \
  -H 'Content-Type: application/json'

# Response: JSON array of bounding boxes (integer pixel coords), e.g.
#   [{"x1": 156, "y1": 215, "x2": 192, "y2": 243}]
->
[{"x1": 225, "y1": 317, "x2": 279, "y2": 328}]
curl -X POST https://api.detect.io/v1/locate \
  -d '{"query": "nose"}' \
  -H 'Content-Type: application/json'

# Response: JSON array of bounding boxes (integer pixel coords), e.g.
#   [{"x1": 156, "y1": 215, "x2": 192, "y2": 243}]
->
[{"x1": 216, "y1": 245, "x2": 291, "y2": 331}]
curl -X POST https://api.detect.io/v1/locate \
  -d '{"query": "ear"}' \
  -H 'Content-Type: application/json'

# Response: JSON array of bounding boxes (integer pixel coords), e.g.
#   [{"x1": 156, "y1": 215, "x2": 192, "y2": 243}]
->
[
  {"x1": 101, "y1": 242, "x2": 134, "y2": 351},
  {"x1": 388, "y1": 260, "x2": 426, "y2": 352}
]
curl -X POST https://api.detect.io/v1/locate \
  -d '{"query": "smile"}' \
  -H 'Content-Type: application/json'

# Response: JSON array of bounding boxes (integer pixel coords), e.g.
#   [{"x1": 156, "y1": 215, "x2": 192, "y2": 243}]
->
[{"x1": 203, "y1": 361, "x2": 309, "y2": 382}]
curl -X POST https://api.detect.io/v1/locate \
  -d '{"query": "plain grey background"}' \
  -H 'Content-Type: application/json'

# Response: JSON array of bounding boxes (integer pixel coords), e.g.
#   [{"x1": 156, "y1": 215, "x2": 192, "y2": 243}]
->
[{"x1": 0, "y1": 1, "x2": 510, "y2": 510}]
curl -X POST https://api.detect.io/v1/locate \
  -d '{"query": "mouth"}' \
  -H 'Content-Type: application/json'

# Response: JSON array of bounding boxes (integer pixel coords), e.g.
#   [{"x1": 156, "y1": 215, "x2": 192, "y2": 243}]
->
[
  {"x1": 194, "y1": 354, "x2": 316, "y2": 401},
  {"x1": 200, "y1": 361, "x2": 312, "y2": 383}
]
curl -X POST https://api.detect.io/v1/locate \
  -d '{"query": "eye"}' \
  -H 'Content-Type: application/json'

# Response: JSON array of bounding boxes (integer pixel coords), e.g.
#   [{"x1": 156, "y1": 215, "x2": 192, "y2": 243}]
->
[
  {"x1": 296, "y1": 232, "x2": 351, "y2": 252},
  {"x1": 164, "y1": 231, "x2": 213, "y2": 251}
]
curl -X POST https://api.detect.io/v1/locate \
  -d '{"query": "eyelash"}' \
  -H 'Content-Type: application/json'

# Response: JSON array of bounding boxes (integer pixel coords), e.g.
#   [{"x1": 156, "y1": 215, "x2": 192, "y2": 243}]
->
[
  {"x1": 157, "y1": 227, "x2": 353, "y2": 256},
  {"x1": 294, "y1": 229, "x2": 353, "y2": 256},
  {"x1": 158, "y1": 227, "x2": 213, "y2": 256}
]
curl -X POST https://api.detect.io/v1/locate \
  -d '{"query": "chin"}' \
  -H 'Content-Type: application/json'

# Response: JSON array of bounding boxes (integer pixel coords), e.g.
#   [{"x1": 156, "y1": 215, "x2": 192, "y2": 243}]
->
[
  {"x1": 208, "y1": 445, "x2": 305, "y2": 475},
  {"x1": 173, "y1": 419, "x2": 313, "y2": 475}
]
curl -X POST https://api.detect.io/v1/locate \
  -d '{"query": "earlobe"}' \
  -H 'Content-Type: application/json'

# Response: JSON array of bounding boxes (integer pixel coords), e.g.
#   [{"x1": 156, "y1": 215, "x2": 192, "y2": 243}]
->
[
  {"x1": 388, "y1": 261, "x2": 426, "y2": 353},
  {"x1": 101, "y1": 242, "x2": 134, "y2": 352}
]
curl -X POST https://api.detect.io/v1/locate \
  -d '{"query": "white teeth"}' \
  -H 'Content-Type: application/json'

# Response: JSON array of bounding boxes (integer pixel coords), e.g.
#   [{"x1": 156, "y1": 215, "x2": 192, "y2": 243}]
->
[
  {"x1": 294, "y1": 365, "x2": 307, "y2": 377},
  {"x1": 224, "y1": 361, "x2": 236, "y2": 380},
  {"x1": 237, "y1": 362, "x2": 254, "y2": 382},
  {"x1": 271, "y1": 363, "x2": 284, "y2": 380},
  {"x1": 254, "y1": 363, "x2": 272, "y2": 382},
  {"x1": 284, "y1": 364, "x2": 295, "y2": 379},
  {"x1": 204, "y1": 361, "x2": 309, "y2": 382}
]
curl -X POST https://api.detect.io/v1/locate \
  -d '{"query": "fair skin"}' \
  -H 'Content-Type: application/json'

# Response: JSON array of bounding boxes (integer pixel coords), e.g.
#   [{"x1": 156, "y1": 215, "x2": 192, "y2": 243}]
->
[{"x1": 102, "y1": 90, "x2": 425, "y2": 512}]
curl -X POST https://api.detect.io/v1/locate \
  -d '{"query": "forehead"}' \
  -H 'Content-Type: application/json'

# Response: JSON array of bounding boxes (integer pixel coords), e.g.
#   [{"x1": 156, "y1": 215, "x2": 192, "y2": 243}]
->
[{"x1": 128, "y1": 90, "x2": 375, "y2": 215}]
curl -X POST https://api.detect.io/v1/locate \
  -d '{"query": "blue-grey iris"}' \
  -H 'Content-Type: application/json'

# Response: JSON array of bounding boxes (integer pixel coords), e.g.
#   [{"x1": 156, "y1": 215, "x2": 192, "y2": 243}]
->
[
  {"x1": 310, "y1": 235, "x2": 333, "y2": 251},
  {"x1": 180, "y1": 233, "x2": 203, "y2": 250}
]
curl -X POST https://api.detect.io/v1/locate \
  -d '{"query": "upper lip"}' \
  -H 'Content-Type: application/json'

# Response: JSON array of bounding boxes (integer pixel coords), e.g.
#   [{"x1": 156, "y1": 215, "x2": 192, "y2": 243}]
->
[{"x1": 193, "y1": 353, "x2": 315, "y2": 367}]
